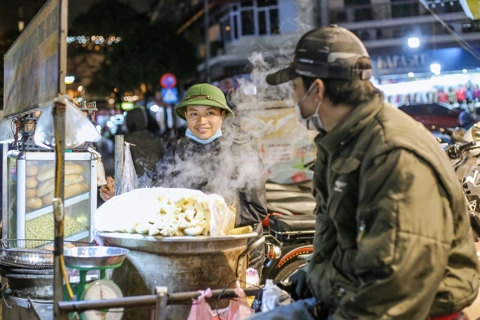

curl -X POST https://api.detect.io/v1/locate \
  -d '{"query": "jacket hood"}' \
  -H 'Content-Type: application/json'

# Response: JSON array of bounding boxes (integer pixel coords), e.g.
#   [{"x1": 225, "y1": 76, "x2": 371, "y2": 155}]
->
[{"x1": 125, "y1": 108, "x2": 148, "y2": 132}]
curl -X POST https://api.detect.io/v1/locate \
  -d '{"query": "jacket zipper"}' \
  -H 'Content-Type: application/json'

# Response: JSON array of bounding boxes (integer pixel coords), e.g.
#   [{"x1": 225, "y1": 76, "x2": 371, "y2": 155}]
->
[{"x1": 356, "y1": 220, "x2": 366, "y2": 243}]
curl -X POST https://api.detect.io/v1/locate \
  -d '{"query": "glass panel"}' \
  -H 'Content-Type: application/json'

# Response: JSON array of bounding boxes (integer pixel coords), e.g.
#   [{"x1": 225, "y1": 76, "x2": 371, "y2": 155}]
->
[
  {"x1": 258, "y1": 10, "x2": 267, "y2": 35},
  {"x1": 241, "y1": 10, "x2": 255, "y2": 35},
  {"x1": 241, "y1": 1, "x2": 253, "y2": 8},
  {"x1": 345, "y1": 0, "x2": 369, "y2": 5},
  {"x1": 233, "y1": 13, "x2": 239, "y2": 39},
  {"x1": 354, "y1": 7, "x2": 373, "y2": 21},
  {"x1": 23, "y1": 158, "x2": 91, "y2": 240},
  {"x1": 391, "y1": 0, "x2": 419, "y2": 19},
  {"x1": 269, "y1": 8, "x2": 279, "y2": 34},
  {"x1": 257, "y1": 0, "x2": 278, "y2": 7},
  {"x1": 7, "y1": 157, "x2": 17, "y2": 239},
  {"x1": 221, "y1": 17, "x2": 232, "y2": 42}
]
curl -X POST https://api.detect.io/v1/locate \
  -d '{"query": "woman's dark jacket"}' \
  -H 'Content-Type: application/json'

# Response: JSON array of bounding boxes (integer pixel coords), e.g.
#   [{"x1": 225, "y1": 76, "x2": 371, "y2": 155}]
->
[{"x1": 152, "y1": 125, "x2": 267, "y2": 269}]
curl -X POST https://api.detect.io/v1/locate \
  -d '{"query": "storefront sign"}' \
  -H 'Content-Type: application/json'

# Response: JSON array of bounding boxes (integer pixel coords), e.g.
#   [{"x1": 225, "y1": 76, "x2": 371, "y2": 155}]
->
[
  {"x1": 3, "y1": 0, "x2": 67, "y2": 117},
  {"x1": 371, "y1": 47, "x2": 480, "y2": 78},
  {"x1": 373, "y1": 53, "x2": 429, "y2": 76}
]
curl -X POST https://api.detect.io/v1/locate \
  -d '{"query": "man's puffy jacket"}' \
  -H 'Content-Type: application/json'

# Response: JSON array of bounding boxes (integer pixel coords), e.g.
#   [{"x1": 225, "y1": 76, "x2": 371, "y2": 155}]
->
[{"x1": 307, "y1": 95, "x2": 479, "y2": 319}]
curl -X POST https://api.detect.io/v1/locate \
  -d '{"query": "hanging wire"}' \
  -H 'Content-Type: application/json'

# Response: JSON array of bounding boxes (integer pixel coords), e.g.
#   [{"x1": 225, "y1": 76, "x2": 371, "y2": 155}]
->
[{"x1": 419, "y1": 0, "x2": 480, "y2": 62}]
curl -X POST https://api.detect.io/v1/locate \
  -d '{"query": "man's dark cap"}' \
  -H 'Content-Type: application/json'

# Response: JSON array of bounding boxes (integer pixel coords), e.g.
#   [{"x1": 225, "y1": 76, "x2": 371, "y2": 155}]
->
[{"x1": 266, "y1": 25, "x2": 372, "y2": 85}]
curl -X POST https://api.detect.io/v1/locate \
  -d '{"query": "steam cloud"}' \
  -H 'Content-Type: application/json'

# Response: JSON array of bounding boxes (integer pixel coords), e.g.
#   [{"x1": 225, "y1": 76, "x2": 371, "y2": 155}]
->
[{"x1": 136, "y1": 4, "x2": 319, "y2": 208}]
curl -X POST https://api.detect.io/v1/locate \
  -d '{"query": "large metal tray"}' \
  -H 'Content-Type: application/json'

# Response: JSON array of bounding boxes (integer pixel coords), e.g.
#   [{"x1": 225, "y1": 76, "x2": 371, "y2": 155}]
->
[
  {"x1": 0, "y1": 239, "x2": 93, "y2": 269},
  {"x1": 63, "y1": 246, "x2": 129, "y2": 269},
  {"x1": 96, "y1": 231, "x2": 258, "y2": 255}
]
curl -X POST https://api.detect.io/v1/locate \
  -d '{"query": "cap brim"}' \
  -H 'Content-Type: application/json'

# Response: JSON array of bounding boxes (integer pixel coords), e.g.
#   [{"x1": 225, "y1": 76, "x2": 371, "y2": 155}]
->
[{"x1": 266, "y1": 66, "x2": 298, "y2": 85}]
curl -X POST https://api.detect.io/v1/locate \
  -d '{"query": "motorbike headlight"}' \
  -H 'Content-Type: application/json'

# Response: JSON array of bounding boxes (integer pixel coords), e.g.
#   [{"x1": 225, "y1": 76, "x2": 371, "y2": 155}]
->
[{"x1": 266, "y1": 243, "x2": 282, "y2": 259}]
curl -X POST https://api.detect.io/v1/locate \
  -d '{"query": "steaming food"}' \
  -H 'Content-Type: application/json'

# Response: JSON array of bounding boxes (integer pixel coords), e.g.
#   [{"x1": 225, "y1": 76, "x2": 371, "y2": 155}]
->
[{"x1": 95, "y1": 187, "x2": 237, "y2": 237}]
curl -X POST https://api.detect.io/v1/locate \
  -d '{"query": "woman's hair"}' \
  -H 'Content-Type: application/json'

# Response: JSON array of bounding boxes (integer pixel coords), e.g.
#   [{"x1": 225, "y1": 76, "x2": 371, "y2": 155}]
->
[{"x1": 302, "y1": 57, "x2": 383, "y2": 107}]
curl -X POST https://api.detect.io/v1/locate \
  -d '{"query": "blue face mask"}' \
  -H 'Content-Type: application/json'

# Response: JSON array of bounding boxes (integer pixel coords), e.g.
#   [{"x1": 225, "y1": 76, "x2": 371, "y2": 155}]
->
[{"x1": 186, "y1": 128, "x2": 223, "y2": 144}]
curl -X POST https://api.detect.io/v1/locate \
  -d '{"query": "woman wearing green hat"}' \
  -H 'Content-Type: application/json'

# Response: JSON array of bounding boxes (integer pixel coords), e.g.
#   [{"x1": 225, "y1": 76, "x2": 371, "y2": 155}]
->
[
  {"x1": 158, "y1": 83, "x2": 267, "y2": 271},
  {"x1": 101, "y1": 83, "x2": 267, "y2": 271}
]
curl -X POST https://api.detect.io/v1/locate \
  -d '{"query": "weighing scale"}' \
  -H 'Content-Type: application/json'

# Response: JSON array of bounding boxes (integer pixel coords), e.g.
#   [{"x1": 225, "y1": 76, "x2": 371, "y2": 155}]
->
[{"x1": 63, "y1": 246, "x2": 130, "y2": 320}]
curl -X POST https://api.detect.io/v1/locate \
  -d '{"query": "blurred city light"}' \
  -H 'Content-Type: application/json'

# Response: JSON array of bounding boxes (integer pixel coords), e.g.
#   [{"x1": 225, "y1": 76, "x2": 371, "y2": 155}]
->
[
  {"x1": 65, "y1": 76, "x2": 75, "y2": 84},
  {"x1": 150, "y1": 104, "x2": 160, "y2": 112},
  {"x1": 430, "y1": 61, "x2": 441, "y2": 75},
  {"x1": 408, "y1": 37, "x2": 420, "y2": 48}
]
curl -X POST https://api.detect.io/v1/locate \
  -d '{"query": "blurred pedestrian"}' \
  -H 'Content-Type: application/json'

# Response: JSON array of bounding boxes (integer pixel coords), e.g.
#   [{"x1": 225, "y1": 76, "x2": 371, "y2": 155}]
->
[
  {"x1": 124, "y1": 107, "x2": 166, "y2": 177},
  {"x1": 459, "y1": 106, "x2": 477, "y2": 130}
]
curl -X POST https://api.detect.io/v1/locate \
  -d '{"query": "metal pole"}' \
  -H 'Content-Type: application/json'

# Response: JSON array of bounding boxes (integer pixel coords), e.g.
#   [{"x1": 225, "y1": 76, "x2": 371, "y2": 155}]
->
[
  {"x1": 155, "y1": 286, "x2": 168, "y2": 320},
  {"x1": 320, "y1": 0, "x2": 329, "y2": 26},
  {"x1": 114, "y1": 135, "x2": 125, "y2": 195},
  {"x1": 53, "y1": 102, "x2": 67, "y2": 320},
  {"x1": 1, "y1": 143, "x2": 7, "y2": 239},
  {"x1": 58, "y1": 287, "x2": 263, "y2": 312},
  {"x1": 204, "y1": 0, "x2": 211, "y2": 83}
]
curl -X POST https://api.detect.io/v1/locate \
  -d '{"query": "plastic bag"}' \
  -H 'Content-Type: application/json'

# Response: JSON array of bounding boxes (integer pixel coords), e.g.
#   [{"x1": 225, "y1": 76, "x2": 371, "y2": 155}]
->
[
  {"x1": 88, "y1": 147, "x2": 107, "y2": 187},
  {"x1": 214, "y1": 281, "x2": 254, "y2": 320},
  {"x1": 209, "y1": 194, "x2": 236, "y2": 236},
  {"x1": 261, "y1": 279, "x2": 293, "y2": 312},
  {"x1": 120, "y1": 142, "x2": 138, "y2": 195},
  {"x1": 0, "y1": 118, "x2": 14, "y2": 143},
  {"x1": 34, "y1": 95, "x2": 101, "y2": 149},
  {"x1": 188, "y1": 288, "x2": 214, "y2": 320},
  {"x1": 246, "y1": 268, "x2": 260, "y2": 287},
  {"x1": 94, "y1": 187, "x2": 238, "y2": 237}
]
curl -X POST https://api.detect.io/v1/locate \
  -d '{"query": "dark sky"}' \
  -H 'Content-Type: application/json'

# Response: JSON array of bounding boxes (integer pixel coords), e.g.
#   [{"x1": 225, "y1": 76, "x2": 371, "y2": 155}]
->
[
  {"x1": 0, "y1": 0, "x2": 154, "y2": 38},
  {"x1": 68, "y1": 0, "x2": 154, "y2": 24}
]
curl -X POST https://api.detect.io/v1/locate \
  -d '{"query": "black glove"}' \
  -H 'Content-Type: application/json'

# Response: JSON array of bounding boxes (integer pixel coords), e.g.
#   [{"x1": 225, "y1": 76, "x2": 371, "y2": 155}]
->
[{"x1": 276, "y1": 269, "x2": 312, "y2": 300}]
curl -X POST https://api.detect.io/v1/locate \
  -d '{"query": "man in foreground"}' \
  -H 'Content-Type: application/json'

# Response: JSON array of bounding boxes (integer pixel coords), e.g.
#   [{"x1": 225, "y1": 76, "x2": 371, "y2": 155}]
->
[{"x1": 250, "y1": 25, "x2": 479, "y2": 320}]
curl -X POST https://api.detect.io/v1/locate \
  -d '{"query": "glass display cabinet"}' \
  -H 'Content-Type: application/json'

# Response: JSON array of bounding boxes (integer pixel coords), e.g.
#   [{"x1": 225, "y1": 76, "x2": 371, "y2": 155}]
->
[{"x1": 4, "y1": 151, "x2": 97, "y2": 241}]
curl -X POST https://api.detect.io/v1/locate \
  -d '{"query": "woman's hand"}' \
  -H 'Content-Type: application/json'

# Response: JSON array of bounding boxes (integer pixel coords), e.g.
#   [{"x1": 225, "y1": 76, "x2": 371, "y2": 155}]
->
[{"x1": 100, "y1": 176, "x2": 115, "y2": 201}]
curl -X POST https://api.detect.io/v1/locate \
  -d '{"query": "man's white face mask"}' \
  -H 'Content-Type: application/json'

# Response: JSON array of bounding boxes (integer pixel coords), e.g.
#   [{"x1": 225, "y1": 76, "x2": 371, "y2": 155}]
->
[{"x1": 294, "y1": 82, "x2": 326, "y2": 132}]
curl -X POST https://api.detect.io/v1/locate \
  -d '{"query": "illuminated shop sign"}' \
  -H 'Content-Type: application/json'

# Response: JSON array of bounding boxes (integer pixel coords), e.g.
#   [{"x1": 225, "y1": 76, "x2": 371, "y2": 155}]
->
[
  {"x1": 375, "y1": 53, "x2": 429, "y2": 74},
  {"x1": 371, "y1": 47, "x2": 480, "y2": 77}
]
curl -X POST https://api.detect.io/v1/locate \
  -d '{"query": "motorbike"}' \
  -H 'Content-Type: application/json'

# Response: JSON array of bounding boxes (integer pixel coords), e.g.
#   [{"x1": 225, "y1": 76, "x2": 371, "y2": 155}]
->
[
  {"x1": 259, "y1": 123, "x2": 480, "y2": 283},
  {"x1": 260, "y1": 180, "x2": 316, "y2": 284},
  {"x1": 437, "y1": 123, "x2": 480, "y2": 240}
]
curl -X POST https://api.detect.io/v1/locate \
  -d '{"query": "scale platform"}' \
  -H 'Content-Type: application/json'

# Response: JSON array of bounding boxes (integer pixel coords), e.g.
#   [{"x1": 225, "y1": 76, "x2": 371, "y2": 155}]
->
[{"x1": 63, "y1": 246, "x2": 129, "y2": 320}]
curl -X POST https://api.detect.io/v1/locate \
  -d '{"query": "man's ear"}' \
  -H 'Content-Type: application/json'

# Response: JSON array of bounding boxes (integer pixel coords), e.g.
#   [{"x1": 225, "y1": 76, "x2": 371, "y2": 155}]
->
[
  {"x1": 221, "y1": 110, "x2": 226, "y2": 120},
  {"x1": 313, "y1": 78, "x2": 325, "y2": 101}
]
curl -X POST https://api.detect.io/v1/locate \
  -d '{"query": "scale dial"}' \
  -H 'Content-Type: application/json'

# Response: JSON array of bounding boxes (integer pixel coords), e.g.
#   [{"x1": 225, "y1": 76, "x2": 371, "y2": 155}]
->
[{"x1": 81, "y1": 280, "x2": 124, "y2": 320}]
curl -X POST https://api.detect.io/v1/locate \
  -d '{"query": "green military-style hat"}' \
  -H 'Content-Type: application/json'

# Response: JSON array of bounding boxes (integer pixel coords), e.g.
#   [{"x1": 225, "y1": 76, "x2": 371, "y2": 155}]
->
[{"x1": 174, "y1": 83, "x2": 234, "y2": 120}]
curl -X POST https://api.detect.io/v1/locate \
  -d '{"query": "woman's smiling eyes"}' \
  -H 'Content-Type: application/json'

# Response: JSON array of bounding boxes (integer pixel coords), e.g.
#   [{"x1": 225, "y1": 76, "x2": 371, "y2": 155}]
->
[{"x1": 187, "y1": 110, "x2": 218, "y2": 118}]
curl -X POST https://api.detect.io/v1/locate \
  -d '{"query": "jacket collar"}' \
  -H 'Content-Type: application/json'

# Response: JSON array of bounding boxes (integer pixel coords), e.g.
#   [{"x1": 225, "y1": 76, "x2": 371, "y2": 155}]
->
[{"x1": 316, "y1": 95, "x2": 385, "y2": 155}]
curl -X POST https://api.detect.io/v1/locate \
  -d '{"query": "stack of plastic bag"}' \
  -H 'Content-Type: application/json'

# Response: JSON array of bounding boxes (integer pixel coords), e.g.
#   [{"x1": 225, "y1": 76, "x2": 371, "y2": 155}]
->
[
  {"x1": 187, "y1": 282, "x2": 254, "y2": 320},
  {"x1": 188, "y1": 288, "x2": 214, "y2": 320},
  {"x1": 261, "y1": 279, "x2": 293, "y2": 312},
  {"x1": 34, "y1": 94, "x2": 101, "y2": 149}
]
